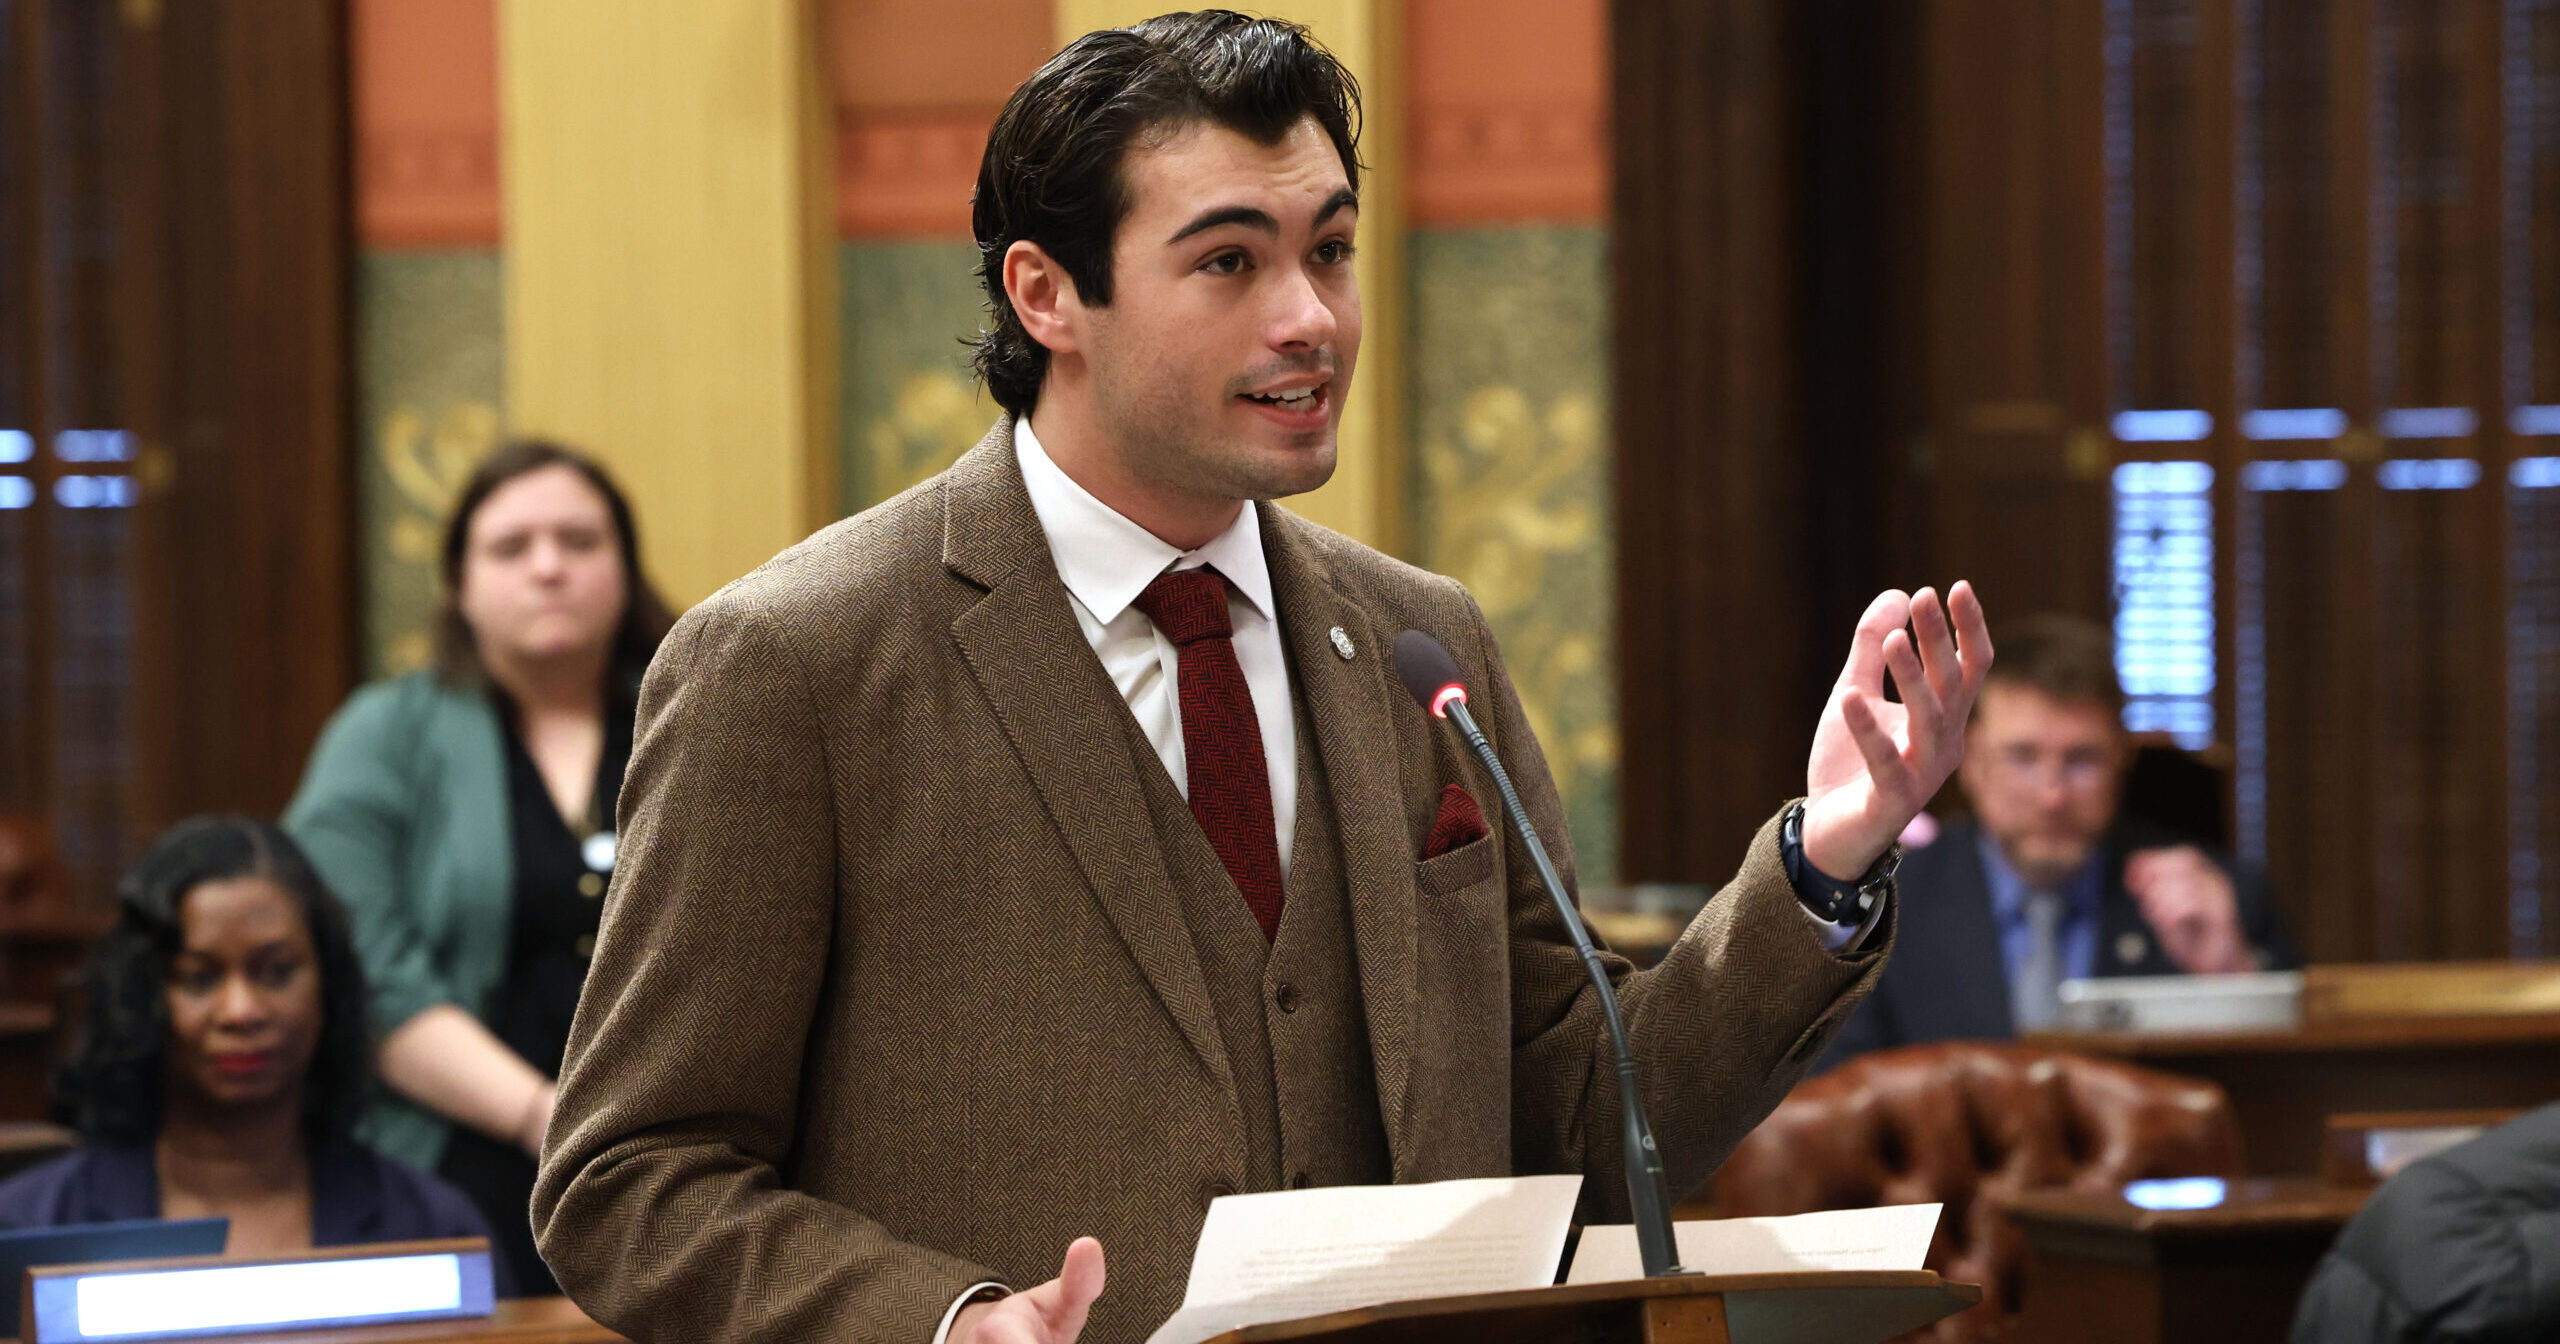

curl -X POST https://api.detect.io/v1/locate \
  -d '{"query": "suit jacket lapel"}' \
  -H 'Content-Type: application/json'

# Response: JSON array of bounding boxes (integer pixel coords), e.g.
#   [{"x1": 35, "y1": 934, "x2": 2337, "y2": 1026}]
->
[
  {"x1": 2096, "y1": 833, "x2": 2174, "y2": 976},
  {"x1": 941, "y1": 423, "x2": 1233, "y2": 1099},
  {"x1": 1935, "y1": 826, "x2": 2019, "y2": 1036},
  {"x1": 1261, "y1": 507, "x2": 1419, "y2": 1173}
]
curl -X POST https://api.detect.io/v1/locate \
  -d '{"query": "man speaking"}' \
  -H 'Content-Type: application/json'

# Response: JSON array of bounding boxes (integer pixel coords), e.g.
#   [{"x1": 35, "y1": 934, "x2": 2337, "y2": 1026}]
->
[{"x1": 531, "y1": 13, "x2": 1991, "y2": 1344}]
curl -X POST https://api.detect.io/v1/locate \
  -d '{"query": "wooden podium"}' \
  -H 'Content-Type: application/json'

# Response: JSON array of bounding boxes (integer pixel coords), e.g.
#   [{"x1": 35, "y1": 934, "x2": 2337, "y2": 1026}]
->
[{"x1": 1198, "y1": 1271, "x2": 1979, "y2": 1344}]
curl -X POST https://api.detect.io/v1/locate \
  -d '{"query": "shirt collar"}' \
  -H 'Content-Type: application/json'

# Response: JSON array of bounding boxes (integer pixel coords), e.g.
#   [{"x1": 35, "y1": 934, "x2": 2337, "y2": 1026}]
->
[{"x1": 1014, "y1": 413, "x2": 1275, "y2": 625}]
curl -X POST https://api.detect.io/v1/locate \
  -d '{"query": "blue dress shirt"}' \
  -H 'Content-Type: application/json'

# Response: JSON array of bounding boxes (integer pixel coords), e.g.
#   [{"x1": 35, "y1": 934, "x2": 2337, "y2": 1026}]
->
[{"x1": 1976, "y1": 830, "x2": 2105, "y2": 989}]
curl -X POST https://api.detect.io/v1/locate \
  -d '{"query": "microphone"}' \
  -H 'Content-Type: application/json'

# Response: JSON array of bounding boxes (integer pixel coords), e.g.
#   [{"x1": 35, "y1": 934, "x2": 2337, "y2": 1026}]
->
[{"x1": 1391, "y1": 629, "x2": 1690, "y2": 1279}]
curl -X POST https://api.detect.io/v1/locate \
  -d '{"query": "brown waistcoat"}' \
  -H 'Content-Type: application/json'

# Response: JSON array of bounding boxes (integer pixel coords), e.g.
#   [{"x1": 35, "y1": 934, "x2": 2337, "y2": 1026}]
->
[{"x1": 1123, "y1": 668, "x2": 1393, "y2": 1197}]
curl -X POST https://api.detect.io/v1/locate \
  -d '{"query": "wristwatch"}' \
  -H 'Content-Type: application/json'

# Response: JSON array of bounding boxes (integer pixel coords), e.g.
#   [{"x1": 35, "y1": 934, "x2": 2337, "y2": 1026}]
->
[{"x1": 1780, "y1": 801, "x2": 1900, "y2": 925}]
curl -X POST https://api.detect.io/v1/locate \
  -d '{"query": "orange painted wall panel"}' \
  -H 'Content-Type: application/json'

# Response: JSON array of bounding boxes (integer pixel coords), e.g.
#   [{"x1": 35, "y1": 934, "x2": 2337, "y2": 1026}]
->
[
  {"x1": 347, "y1": 0, "x2": 1603, "y2": 245},
  {"x1": 826, "y1": 0, "x2": 1055, "y2": 237},
  {"x1": 1406, "y1": 0, "x2": 1606, "y2": 225},
  {"x1": 354, "y1": 0, "x2": 502, "y2": 248}
]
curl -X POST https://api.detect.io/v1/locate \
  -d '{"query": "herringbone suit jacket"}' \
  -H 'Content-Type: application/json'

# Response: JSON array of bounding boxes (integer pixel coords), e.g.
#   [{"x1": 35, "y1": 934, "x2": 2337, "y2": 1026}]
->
[{"x1": 531, "y1": 421, "x2": 1893, "y2": 1343}]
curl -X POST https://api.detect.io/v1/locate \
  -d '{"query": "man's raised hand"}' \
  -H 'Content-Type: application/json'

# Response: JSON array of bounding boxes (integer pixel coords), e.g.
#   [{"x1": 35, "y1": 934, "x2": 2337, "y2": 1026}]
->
[
  {"x1": 1801, "y1": 583, "x2": 1993, "y2": 881},
  {"x1": 950, "y1": 1238, "x2": 1106, "y2": 1344},
  {"x1": 2125, "y1": 846, "x2": 2255, "y2": 974}
]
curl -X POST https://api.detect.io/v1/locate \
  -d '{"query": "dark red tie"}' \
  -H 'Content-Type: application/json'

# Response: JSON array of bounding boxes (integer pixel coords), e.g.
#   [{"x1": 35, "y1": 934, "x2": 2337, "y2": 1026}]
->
[{"x1": 1133, "y1": 566, "x2": 1284, "y2": 939}]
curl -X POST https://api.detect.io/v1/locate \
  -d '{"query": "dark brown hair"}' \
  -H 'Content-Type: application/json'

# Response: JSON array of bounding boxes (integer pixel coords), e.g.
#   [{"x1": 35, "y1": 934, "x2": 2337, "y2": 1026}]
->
[
  {"x1": 55, "y1": 817, "x2": 371, "y2": 1148},
  {"x1": 969, "y1": 9, "x2": 1364, "y2": 414},
  {"x1": 1981, "y1": 613, "x2": 2126, "y2": 719},
  {"x1": 432, "y1": 439, "x2": 675, "y2": 693}
]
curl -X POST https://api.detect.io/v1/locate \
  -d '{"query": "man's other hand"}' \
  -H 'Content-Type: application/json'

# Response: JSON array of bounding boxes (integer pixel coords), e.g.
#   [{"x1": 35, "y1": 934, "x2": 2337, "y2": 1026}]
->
[
  {"x1": 2125, "y1": 846, "x2": 2255, "y2": 973},
  {"x1": 1803, "y1": 582, "x2": 1994, "y2": 881},
  {"x1": 952, "y1": 1239, "x2": 1106, "y2": 1344}
]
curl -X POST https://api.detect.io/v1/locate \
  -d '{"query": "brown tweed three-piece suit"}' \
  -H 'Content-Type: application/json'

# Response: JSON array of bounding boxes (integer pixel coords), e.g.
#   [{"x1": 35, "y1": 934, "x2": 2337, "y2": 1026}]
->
[{"x1": 530, "y1": 420, "x2": 1894, "y2": 1343}]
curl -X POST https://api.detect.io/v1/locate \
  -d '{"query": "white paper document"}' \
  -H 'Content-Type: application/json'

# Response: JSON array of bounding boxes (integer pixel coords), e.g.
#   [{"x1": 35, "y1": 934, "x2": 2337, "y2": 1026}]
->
[
  {"x1": 1142, "y1": 1175, "x2": 1583, "y2": 1344},
  {"x1": 1565, "y1": 1204, "x2": 1941, "y2": 1284}
]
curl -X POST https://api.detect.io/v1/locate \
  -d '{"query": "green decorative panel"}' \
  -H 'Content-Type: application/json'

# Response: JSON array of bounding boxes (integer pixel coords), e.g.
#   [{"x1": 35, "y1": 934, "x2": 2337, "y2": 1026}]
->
[
  {"x1": 356, "y1": 251, "x2": 505, "y2": 678},
  {"x1": 1407, "y1": 225, "x2": 1616, "y2": 883},
  {"x1": 839, "y1": 240, "x2": 1000, "y2": 516}
]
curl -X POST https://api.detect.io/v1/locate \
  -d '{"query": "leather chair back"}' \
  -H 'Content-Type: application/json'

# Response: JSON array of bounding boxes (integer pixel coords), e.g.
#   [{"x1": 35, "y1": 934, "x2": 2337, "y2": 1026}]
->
[{"x1": 1714, "y1": 1042, "x2": 2243, "y2": 1341}]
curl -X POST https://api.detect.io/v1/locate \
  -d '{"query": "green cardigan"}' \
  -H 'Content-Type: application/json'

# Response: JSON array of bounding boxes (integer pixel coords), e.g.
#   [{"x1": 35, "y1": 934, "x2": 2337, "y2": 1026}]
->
[{"x1": 284, "y1": 671, "x2": 512, "y2": 1172}]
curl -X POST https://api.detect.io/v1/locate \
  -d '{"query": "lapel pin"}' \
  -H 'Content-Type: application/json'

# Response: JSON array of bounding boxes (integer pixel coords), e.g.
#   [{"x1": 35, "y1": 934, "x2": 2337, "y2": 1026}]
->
[
  {"x1": 1329, "y1": 626, "x2": 1356, "y2": 660},
  {"x1": 2116, "y1": 931, "x2": 2147, "y2": 965}
]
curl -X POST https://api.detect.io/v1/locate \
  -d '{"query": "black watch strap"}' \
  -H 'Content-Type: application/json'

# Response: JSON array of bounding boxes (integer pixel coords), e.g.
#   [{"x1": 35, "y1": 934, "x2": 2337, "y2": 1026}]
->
[{"x1": 1781, "y1": 801, "x2": 1899, "y2": 925}]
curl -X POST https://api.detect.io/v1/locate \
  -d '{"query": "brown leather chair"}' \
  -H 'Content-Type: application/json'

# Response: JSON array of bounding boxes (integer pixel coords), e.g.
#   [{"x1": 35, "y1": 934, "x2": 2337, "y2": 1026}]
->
[{"x1": 1712, "y1": 1042, "x2": 2244, "y2": 1342}]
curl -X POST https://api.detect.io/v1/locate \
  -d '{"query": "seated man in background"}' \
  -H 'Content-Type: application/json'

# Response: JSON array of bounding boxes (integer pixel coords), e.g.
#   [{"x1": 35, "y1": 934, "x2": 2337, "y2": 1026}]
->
[{"x1": 1824, "y1": 614, "x2": 2298, "y2": 1064}]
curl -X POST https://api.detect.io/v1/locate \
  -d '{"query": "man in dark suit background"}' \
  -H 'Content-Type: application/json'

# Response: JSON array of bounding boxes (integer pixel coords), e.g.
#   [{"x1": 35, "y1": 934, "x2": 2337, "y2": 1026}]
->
[{"x1": 1824, "y1": 615, "x2": 2298, "y2": 1064}]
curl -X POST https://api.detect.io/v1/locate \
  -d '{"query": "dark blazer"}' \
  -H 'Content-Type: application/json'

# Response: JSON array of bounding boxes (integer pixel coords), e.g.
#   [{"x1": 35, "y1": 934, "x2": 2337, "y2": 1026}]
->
[
  {"x1": 0, "y1": 1141, "x2": 501, "y2": 1287},
  {"x1": 531, "y1": 422, "x2": 1892, "y2": 1344},
  {"x1": 1822, "y1": 817, "x2": 2299, "y2": 1067}
]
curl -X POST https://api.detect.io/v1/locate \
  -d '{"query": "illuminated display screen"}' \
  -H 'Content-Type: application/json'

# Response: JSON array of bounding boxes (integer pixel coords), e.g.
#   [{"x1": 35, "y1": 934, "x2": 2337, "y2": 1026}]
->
[
  {"x1": 30, "y1": 1248, "x2": 494, "y2": 1343},
  {"x1": 2122, "y1": 1177, "x2": 2227, "y2": 1211}
]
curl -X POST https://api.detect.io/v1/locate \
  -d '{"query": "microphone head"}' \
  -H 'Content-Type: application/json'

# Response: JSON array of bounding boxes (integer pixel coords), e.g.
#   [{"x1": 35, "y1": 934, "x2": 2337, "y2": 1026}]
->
[{"x1": 1393, "y1": 629, "x2": 1469, "y2": 718}]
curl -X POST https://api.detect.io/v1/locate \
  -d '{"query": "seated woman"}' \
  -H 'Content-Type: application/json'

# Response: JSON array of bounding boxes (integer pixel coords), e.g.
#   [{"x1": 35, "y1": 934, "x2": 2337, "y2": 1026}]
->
[{"x1": 0, "y1": 816, "x2": 497, "y2": 1277}]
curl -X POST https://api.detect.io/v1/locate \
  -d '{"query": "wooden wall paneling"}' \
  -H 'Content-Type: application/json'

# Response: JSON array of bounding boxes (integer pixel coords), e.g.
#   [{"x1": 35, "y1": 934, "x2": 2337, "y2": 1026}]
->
[
  {"x1": 2110, "y1": 0, "x2": 2238, "y2": 799},
  {"x1": 2243, "y1": 0, "x2": 2382, "y2": 962},
  {"x1": 1610, "y1": 0, "x2": 1811, "y2": 882},
  {"x1": 2243, "y1": 484, "x2": 2368, "y2": 960},
  {"x1": 2510, "y1": 0, "x2": 2560, "y2": 955},
  {"x1": 2372, "y1": 482, "x2": 2504, "y2": 958},
  {"x1": 1918, "y1": 0, "x2": 2111, "y2": 630},
  {"x1": 2327, "y1": 0, "x2": 2383, "y2": 963},
  {"x1": 2464, "y1": 0, "x2": 2517, "y2": 958},
  {"x1": 2361, "y1": 0, "x2": 2506, "y2": 960},
  {"x1": 2516, "y1": 479, "x2": 2560, "y2": 954},
  {"x1": 2196, "y1": 0, "x2": 2242, "y2": 825},
  {"x1": 2233, "y1": 0, "x2": 2364, "y2": 959},
  {"x1": 30, "y1": 0, "x2": 131, "y2": 904},
  {"x1": 212, "y1": 0, "x2": 356, "y2": 820},
  {"x1": 0, "y1": 0, "x2": 54, "y2": 823},
  {"x1": 2117, "y1": 0, "x2": 2217, "y2": 417},
  {"x1": 2247, "y1": 0, "x2": 2340, "y2": 410},
  {"x1": 1799, "y1": 0, "x2": 1923, "y2": 668},
  {"x1": 113, "y1": 0, "x2": 173, "y2": 849},
  {"x1": 135, "y1": 0, "x2": 357, "y2": 829}
]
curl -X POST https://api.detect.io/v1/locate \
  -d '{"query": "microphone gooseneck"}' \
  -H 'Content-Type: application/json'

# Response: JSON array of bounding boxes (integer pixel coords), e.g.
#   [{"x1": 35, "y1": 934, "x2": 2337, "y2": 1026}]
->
[{"x1": 1391, "y1": 630, "x2": 1690, "y2": 1279}]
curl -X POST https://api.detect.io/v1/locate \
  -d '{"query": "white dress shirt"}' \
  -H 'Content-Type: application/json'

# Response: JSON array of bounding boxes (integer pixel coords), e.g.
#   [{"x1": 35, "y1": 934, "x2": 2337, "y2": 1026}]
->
[{"x1": 1015, "y1": 414, "x2": 1300, "y2": 881}]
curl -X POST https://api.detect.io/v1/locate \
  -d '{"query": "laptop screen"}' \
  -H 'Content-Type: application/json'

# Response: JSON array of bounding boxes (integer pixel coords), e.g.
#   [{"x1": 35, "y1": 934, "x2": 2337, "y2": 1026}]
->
[{"x1": 0, "y1": 1218, "x2": 230, "y2": 1326}]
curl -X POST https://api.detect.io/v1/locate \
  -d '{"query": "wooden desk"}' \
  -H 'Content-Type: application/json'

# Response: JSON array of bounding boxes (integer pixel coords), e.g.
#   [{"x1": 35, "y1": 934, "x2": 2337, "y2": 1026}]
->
[
  {"x1": 5, "y1": 1297, "x2": 622, "y2": 1344},
  {"x1": 2026, "y1": 1015, "x2": 2560, "y2": 1173},
  {"x1": 2002, "y1": 1179, "x2": 2366, "y2": 1344}
]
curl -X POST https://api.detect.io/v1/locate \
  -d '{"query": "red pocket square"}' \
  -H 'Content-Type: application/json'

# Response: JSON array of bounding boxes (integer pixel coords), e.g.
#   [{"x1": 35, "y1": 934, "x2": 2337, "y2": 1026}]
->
[{"x1": 1422, "y1": 783, "x2": 1490, "y2": 859}]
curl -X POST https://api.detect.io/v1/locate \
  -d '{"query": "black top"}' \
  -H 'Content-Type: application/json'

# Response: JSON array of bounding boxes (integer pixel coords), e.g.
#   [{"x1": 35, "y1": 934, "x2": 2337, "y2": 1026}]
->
[
  {"x1": 435, "y1": 690, "x2": 632, "y2": 1297},
  {"x1": 485, "y1": 697, "x2": 632, "y2": 1075},
  {"x1": 0, "y1": 1141, "x2": 504, "y2": 1291}
]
